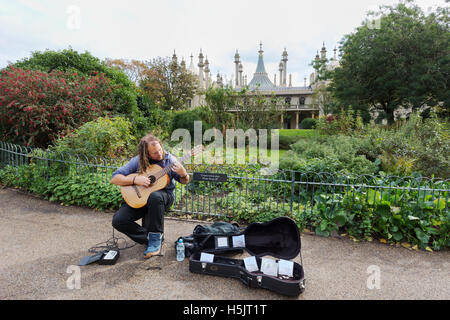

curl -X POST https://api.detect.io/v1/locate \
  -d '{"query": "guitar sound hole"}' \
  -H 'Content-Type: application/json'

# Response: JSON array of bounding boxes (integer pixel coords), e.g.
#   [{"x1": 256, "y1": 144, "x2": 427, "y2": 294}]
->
[{"x1": 149, "y1": 176, "x2": 156, "y2": 184}]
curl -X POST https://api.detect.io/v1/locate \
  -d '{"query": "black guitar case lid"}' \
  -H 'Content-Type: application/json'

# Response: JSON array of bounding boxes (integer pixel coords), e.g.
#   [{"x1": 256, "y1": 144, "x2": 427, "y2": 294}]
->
[{"x1": 176, "y1": 216, "x2": 301, "y2": 259}]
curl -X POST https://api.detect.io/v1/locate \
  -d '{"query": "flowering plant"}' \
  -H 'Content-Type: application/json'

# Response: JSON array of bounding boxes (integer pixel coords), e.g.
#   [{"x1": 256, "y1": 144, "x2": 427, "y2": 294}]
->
[{"x1": 0, "y1": 67, "x2": 116, "y2": 148}]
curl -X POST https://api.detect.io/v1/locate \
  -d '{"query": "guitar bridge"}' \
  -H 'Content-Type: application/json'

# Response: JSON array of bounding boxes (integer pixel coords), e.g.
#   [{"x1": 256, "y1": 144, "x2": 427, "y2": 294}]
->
[{"x1": 132, "y1": 185, "x2": 142, "y2": 198}]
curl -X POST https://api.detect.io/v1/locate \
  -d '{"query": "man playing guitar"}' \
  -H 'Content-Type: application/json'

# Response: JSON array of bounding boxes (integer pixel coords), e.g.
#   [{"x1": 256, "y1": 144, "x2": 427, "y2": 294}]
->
[{"x1": 111, "y1": 133, "x2": 190, "y2": 258}]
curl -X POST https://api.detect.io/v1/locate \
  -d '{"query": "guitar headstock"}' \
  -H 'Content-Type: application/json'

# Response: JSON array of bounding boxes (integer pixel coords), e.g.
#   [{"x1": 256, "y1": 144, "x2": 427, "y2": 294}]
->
[
  {"x1": 176, "y1": 145, "x2": 205, "y2": 164},
  {"x1": 190, "y1": 145, "x2": 205, "y2": 157}
]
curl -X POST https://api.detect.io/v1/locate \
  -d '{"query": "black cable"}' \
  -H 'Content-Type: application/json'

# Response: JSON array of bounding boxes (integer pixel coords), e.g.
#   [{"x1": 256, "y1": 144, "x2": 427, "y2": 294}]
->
[{"x1": 88, "y1": 228, "x2": 137, "y2": 254}]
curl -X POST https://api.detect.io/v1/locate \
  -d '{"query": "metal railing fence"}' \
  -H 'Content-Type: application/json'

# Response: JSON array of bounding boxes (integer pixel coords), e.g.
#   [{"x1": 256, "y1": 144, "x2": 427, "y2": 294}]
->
[{"x1": 1, "y1": 142, "x2": 448, "y2": 219}]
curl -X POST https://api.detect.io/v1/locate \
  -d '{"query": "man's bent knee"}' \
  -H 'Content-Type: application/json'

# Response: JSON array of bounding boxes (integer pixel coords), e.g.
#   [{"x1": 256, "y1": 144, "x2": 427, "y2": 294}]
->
[
  {"x1": 112, "y1": 214, "x2": 121, "y2": 230},
  {"x1": 147, "y1": 191, "x2": 164, "y2": 205}
]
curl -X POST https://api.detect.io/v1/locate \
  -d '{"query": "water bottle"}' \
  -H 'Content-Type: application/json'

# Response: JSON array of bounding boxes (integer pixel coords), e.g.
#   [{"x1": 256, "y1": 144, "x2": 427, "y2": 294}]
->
[{"x1": 176, "y1": 238, "x2": 185, "y2": 261}]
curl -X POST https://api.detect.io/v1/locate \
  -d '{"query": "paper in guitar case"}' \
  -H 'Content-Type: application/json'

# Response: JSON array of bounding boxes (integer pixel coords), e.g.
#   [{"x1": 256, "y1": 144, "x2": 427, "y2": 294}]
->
[
  {"x1": 187, "y1": 217, "x2": 305, "y2": 296},
  {"x1": 189, "y1": 252, "x2": 305, "y2": 296}
]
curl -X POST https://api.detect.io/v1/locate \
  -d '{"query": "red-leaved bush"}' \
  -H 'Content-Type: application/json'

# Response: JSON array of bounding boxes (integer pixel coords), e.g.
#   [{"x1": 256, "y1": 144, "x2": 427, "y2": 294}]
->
[{"x1": 0, "y1": 67, "x2": 116, "y2": 148}]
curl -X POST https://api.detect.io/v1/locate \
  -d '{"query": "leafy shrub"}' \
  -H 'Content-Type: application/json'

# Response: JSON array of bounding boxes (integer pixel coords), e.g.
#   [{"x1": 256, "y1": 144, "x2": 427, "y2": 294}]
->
[
  {"x1": 300, "y1": 118, "x2": 317, "y2": 129},
  {"x1": 280, "y1": 135, "x2": 379, "y2": 176},
  {"x1": 283, "y1": 111, "x2": 449, "y2": 179},
  {"x1": 0, "y1": 67, "x2": 115, "y2": 148},
  {"x1": 46, "y1": 174, "x2": 122, "y2": 210},
  {"x1": 50, "y1": 116, "x2": 137, "y2": 159},
  {"x1": 171, "y1": 106, "x2": 213, "y2": 138},
  {"x1": 137, "y1": 94, "x2": 175, "y2": 141},
  {"x1": 0, "y1": 164, "x2": 122, "y2": 211},
  {"x1": 316, "y1": 108, "x2": 363, "y2": 135},
  {"x1": 278, "y1": 135, "x2": 301, "y2": 150},
  {"x1": 11, "y1": 48, "x2": 140, "y2": 119},
  {"x1": 0, "y1": 163, "x2": 48, "y2": 194},
  {"x1": 341, "y1": 188, "x2": 449, "y2": 250},
  {"x1": 276, "y1": 129, "x2": 318, "y2": 150},
  {"x1": 379, "y1": 152, "x2": 416, "y2": 176},
  {"x1": 373, "y1": 112, "x2": 449, "y2": 179}
]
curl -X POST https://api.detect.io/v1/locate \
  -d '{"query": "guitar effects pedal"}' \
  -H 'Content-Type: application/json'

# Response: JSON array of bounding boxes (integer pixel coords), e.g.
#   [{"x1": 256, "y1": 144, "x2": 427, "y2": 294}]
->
[{"x1": 98, "y1": 249, "x2": 120, "y2": 265}]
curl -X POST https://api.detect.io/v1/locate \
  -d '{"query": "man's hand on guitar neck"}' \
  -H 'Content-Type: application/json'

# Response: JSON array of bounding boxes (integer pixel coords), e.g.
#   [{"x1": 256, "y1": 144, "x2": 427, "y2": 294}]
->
[{"x1": 172, "y1": 161, "x2": 189, "y2": 184}]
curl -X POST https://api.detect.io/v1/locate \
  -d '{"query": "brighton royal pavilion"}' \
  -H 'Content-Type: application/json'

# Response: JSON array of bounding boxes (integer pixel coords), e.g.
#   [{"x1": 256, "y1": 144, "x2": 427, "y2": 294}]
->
[{"x1": 172, "y1": 42, "x2": 339, "y2": 129}]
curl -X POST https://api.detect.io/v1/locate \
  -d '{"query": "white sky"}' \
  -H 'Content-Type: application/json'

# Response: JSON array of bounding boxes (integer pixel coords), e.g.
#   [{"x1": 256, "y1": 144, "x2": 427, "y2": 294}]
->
[{"x1": 0, "y1": 0, "x2": 446, "y2": 86}]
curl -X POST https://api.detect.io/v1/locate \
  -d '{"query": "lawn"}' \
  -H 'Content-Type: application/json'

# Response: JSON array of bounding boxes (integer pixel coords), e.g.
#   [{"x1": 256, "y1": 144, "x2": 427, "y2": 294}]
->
[
  {"x1": 278, "y1": 129, "x2": 317, "y2": 138},
  {"x1": 171, "y1": 129, "x2": 315, "y2": 165}
]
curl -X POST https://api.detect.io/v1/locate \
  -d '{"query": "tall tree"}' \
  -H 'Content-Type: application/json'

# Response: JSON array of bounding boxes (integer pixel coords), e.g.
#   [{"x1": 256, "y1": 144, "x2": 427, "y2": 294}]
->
[
  {"x1": 330, "y1": 0, "x2": 449, "y2": 123},
  {"x1": 204, "y1": 86, "x2": 236, "y2": 129},
  {"x1": 233, "y1": 88, "x2": 283, "y2": 130},
  {"x1": 139, "y1": 57, "x2": 197, "y2": 111},
  {"x1": 105, "y1": 58, "x2": 156, "y2": 87},
  {"x1": 311, "y1": 83, "x2": 342, "y2": 119}
]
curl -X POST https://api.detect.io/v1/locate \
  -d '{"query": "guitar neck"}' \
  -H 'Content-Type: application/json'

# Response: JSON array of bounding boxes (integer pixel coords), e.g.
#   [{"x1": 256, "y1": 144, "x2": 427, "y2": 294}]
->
[{"x1": 151, "y1": 153, "x2": 190, "y2": 180}]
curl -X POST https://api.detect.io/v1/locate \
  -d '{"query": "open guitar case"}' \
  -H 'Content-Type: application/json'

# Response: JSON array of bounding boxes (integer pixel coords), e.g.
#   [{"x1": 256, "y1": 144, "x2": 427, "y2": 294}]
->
[{"x1": 177, "y1": 217, "x2": 305, "y2": 297}]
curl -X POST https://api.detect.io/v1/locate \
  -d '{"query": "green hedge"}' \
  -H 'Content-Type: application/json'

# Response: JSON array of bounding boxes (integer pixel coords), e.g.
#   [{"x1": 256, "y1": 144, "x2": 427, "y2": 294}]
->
[{"x1": 300, "y1": 118, "x2": 317, "y2": 129}]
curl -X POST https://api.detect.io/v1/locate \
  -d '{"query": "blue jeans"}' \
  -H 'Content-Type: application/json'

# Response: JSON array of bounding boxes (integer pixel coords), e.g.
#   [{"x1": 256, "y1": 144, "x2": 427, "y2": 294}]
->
[{"x1": 112, "y1": 189, "x2": 173, "y2": 244}]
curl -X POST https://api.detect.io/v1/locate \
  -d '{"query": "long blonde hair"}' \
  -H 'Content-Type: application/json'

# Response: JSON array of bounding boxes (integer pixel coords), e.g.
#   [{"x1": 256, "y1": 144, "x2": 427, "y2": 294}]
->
[{"x1": 137, "y1": 133, "x2": 164, "y2": 173}]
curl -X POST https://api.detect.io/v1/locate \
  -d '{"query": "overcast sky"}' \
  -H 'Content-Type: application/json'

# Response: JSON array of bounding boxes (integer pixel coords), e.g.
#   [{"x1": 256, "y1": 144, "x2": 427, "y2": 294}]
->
[{"x1": 0, "y1": 0, "x2": 446, "y2": 86}]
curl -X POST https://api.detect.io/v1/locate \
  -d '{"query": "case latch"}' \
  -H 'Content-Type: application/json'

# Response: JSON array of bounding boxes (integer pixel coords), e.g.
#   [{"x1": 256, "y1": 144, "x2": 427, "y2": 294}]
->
[
  {"x1": 201, "y1": 262, "x2": 207, "y2": 272},
  {"x1": 300, "y1": 279, "x2": 306, "y2": 290},
  {"x1": 257, "y1": 276, "x2": 262, "y2": 287}
]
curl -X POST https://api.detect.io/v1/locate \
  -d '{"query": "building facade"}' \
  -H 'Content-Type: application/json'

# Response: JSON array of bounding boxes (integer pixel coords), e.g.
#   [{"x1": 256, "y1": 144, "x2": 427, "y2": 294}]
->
[{"x1": 185, "y1": 42, "x2": 339, "y2": 129}]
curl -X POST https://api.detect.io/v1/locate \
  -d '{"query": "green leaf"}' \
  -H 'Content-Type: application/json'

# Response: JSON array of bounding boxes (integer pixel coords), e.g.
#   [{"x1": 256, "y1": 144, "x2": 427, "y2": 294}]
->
[
  {"x1": 320, "y1": 220, "x2": 328, "y2": 231},
  {"x1": 415, "y1": 228, "x2": 430, "y2": 246},
  {"x1": 368, "y1": 189, "x2": 381, "y2": 205},
  {"x1": 333, "y1": 212, "x2": 347, "y2": 226},
  {"x1": 434, "y1": 199, "x2": 446, "y2": 211},
  {"x1": 315, "y1": 228, "x2": 330, "y2": 237},
  {"x1": 392, "y1": 232, "x2": 403, "y2": 241},
  {"x1": 376, "y1": 203, "x2": 391, "y2": 216}
]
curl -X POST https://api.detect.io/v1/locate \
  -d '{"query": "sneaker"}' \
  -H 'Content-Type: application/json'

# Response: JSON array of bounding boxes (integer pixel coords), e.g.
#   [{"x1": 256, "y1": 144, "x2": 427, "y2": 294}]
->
[{"x1": 144, "y1": 232, "x2": 163, "y2": 258}]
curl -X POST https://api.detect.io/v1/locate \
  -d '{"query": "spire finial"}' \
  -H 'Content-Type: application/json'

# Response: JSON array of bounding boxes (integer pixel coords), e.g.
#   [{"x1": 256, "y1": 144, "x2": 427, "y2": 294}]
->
[
  {"x1": 282, "y1": 47, "x2": 288, "y2": 59},
  {"x1": 258, "y1": 41, "x2": 264, "y2": 56},
  {"x1": 172, "y1": 50, "x2": 177, "y2": 63}
]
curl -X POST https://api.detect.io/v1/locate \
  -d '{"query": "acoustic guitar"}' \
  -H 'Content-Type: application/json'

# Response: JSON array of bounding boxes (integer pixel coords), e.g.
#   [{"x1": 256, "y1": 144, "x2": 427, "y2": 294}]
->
[{"x1": 120, "y1": 145, "x2": 204, "y2": 208}]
